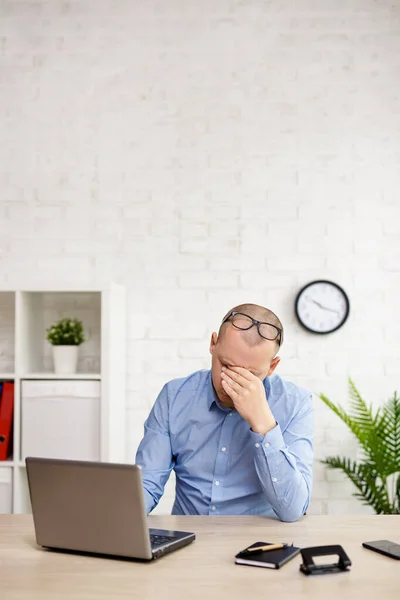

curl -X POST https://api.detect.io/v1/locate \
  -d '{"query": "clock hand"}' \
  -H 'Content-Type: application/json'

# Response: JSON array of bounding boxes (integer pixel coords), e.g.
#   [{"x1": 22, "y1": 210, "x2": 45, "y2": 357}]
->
[
  {"x1": 311, "y1": 299, "x2": 339, "y2": 315},
  {"x1": 311, "y1": 300, "x2": 324, "y2": 309}
]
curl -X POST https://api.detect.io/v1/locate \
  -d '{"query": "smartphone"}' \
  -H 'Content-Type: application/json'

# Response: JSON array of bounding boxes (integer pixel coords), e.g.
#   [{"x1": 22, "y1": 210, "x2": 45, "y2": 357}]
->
[{"x1": 362, "y1": 540, "x2": 400, "y2": 560}]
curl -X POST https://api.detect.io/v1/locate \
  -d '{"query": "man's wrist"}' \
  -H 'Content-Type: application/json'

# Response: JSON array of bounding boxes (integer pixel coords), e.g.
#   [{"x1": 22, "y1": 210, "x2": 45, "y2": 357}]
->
[{"x1": 250, "y1": 417, "x2": 277, "y2": 437}]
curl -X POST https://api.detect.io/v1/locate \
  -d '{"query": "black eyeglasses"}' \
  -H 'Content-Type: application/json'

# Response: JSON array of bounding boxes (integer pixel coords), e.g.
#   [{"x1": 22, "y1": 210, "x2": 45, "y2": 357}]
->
[{"x1": 222, "y1": 312, "x2": 282, "y2": 346}]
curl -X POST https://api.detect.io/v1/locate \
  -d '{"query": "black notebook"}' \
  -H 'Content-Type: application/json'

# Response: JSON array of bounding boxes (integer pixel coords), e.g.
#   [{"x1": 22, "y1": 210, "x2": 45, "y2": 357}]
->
[{"x1": 235, "y1": 541, "x2": 301, "y2": 569}]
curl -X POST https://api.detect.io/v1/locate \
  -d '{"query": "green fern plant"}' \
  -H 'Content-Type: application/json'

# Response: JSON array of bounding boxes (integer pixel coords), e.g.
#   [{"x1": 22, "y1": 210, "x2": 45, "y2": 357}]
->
[{"x1": 319, "y1": 379, "x2": 400, "y2": 514}]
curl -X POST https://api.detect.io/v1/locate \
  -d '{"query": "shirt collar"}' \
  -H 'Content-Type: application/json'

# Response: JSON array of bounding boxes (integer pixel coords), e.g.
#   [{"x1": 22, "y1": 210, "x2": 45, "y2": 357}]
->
[
  {"x1": 206, "y1": 371, "x2": 220, "y2": 411},
  {"x1": 207, "y1": 371, "x2": 232, "y2": 413}
]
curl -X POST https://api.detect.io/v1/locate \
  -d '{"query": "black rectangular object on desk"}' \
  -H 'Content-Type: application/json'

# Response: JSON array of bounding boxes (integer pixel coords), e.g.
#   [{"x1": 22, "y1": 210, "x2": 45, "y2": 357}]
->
[
  {"x1": 299, "y1": 545, "x2": 351, "y2": 575},
  {"x1": 362, "y1": 540, "x2": 400, "y2": 560},
  {"x1": 235, "y1": 541, "x2": 301, "y2": 569}
]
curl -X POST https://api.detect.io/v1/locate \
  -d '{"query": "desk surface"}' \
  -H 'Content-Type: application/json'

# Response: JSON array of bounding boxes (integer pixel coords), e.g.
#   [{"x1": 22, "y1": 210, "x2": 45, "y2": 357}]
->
[{"x1": 0, "y1": 514, "x2": 399, "y2": 599}]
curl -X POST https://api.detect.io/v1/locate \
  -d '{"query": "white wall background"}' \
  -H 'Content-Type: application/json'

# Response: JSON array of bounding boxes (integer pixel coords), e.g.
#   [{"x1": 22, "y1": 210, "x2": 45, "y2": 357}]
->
[{"x1": 1, "y1": 0, "x2": 400, "y2": 515}]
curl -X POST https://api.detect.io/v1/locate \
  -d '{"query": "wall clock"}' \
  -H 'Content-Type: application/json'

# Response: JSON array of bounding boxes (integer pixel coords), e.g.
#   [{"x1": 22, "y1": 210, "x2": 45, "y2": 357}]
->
[{"x1": 295, "y1": 280, "x2": 350, "y2": 334}]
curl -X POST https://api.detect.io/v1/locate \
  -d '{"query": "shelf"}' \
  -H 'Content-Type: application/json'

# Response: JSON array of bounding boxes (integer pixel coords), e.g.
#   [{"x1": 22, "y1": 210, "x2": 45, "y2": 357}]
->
[
  {"x1": 20, "y1": 373, "x2": 101, "y2": 380},
  {"x1": 0, "y1": 283, "x2": 126, "y2": 514},
  {"x1": 17, "y1": 291, "x2": 102, "y2": 375}
]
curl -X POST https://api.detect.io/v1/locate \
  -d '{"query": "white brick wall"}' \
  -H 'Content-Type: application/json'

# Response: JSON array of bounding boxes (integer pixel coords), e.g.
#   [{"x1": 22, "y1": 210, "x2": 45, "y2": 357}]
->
[{"x1": 1, "y1": 0, "x2": 400, "y2": 515}]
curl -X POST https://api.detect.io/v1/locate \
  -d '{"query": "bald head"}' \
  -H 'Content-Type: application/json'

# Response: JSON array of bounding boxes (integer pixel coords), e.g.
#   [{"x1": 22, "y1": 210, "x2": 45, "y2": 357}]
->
[{"x1": 218, "y1": 303, "x2": 283, "y2": 350}]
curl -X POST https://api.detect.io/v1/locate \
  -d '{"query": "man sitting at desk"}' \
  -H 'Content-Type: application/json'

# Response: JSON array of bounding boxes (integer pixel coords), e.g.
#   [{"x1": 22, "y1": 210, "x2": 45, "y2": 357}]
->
[{"x1": 135, "y1": 303, "x2": 314, "y2": 522}]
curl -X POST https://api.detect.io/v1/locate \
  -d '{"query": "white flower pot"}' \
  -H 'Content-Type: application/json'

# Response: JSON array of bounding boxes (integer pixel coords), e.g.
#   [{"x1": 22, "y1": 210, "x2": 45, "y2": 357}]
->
[{"x1": 52, "y1": 345, "x2": 79, "y2": 374}]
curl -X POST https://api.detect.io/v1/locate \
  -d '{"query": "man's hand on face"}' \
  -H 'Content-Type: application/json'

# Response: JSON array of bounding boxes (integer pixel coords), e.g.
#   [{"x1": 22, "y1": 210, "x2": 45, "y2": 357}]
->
[{"x1": 220, "y1": 366, "x2": 276, "y2": 437}]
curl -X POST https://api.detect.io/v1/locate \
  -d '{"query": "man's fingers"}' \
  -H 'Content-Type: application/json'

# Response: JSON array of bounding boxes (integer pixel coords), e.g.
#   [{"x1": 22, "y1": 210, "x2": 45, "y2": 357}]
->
[
  {"x1": 224, "y1": 366, "x2": 254, "y2": 384},
  {"x1": 221, "y1": 378, "x2": 240, "y2": 401},
  {"x1": 221, "y1": 372, "x2": 242, "y2": 393},
  {"x1": 231, "y1": 366, "x2": 257, "y2": 381}
]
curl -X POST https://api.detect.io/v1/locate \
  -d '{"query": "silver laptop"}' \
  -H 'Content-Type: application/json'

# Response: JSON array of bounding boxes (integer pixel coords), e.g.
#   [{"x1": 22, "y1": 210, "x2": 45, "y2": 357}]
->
[{"x1": 25, "y1": 457, "x2": 195, "y2": 560}]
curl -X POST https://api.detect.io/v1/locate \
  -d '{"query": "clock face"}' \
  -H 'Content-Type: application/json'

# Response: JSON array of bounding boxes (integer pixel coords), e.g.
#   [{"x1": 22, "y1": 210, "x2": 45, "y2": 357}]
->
[{"x1": 295, "y1": 280, "x2": 350, "y2": 334}]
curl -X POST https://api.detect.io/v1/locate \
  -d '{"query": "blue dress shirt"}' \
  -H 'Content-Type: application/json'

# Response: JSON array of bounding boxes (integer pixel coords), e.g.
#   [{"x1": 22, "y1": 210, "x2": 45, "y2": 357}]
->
[{"x1": 135, "y1": 369, "x2": 314, "y2": 522}]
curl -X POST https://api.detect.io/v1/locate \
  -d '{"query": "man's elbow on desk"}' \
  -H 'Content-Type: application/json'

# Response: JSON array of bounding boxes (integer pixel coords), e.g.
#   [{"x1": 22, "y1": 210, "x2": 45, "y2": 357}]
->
[
  {"x1": 273, "y1": 499, "x2": 310, "y2": 523},
  {"x1": 277, "y1": 510, "x2": 306, "y2": 523}
]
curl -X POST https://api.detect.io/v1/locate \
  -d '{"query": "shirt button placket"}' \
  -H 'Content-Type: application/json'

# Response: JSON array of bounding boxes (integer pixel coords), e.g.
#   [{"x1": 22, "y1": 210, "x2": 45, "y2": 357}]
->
[{"x1": 211, "y1": 410, "x2": 235, "y2": 512}]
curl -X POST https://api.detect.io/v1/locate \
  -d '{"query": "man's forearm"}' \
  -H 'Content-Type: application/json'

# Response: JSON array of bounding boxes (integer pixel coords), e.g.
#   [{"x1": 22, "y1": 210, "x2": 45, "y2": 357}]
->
[
  {"x1": 141, "y1": 481, "x2": 158, "y2": 515},
  {"x1": 251, "y1": 424, "x2": 312, "y2": 522}
]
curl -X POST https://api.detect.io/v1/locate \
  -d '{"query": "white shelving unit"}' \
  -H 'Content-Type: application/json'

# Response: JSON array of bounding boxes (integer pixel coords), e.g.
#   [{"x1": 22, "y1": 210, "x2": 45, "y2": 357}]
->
[{"x1": 0, "y1": 283, "x2": 126, "y2": 514}]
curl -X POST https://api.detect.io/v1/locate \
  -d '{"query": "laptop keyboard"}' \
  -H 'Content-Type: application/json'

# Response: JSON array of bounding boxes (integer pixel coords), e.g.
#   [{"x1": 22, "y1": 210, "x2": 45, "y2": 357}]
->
[{"x1": 150, "y1": 534, "x2": 175, "y2": 547}]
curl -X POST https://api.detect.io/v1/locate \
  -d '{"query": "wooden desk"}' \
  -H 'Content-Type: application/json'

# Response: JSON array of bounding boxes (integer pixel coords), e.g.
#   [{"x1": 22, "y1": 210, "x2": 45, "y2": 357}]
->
[{"x1": 0, "y1": 514, "x2": 399, "y2": 599}]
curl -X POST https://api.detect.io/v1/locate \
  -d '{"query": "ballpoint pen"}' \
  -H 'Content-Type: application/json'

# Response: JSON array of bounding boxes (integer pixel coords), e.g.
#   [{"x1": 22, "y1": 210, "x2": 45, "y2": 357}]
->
[{"x1": 240, "y1": 542, "x2": 293, "y2": 556}]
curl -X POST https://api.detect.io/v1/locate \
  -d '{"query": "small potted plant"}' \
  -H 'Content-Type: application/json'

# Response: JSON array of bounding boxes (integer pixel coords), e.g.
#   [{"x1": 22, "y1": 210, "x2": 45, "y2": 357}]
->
[{"x1": 46, "y1": 317, "x2": 85, "y2": 374}]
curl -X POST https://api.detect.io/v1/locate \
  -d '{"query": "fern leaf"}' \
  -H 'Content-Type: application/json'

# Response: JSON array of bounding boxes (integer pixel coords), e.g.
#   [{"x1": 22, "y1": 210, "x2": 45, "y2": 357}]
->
[
  {"x1": 348, "y1": 379, "x2": 376, "y2": 429},
  {"x1": 382, "y1": 393, "x2": 400, "y2": 455},
  {"x1": 320, "y1": 384, "x2": 398, "y2": 476},
  {"x1": 346, "y1": 380, "x2": 390, "y2": 468},
  {"x1": 319, "y1": 393, "x2": 373, "y2": 457},
  {"x1": 322, "y1": 456, "x2": 392, "y2": 514},
  {"x1": 376, "y1": 393, "x2": 400, "y2": 475},
  {"x1": 319, "y1": 383, "x2": 400, "y2": 513}
]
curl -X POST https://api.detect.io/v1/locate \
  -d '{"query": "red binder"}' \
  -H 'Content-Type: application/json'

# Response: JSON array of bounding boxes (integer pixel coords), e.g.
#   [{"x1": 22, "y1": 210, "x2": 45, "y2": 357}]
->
[{"x1": 0, "y1": 381, "x2": 15, "y2": 461}]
